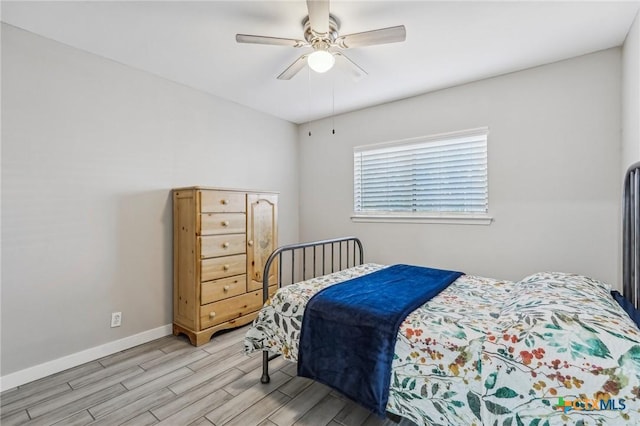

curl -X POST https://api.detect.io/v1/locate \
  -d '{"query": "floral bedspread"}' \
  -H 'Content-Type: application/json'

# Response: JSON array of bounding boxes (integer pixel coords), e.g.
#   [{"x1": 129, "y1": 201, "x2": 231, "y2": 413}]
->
[{"x1": 244, "y1": 264, "x2": 640, "y2": 425}]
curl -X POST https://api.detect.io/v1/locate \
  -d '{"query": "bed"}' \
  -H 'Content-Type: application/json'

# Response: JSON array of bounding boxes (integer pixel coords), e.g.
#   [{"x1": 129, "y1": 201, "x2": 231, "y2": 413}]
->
[{"x1": 244, "y1": 166, "x2": 640, "y2": 426}]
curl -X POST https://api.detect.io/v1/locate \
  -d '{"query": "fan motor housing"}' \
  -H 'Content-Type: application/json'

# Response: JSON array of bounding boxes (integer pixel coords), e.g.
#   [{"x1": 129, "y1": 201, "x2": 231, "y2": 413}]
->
[{"x1": 302, "y1": 14, "x2": 340, "y2": 44}]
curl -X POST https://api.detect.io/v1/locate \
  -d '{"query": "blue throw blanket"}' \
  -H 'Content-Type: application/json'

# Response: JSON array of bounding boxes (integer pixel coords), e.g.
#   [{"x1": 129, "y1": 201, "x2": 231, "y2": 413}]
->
[
  {"x1": 611, "y1": 290, "x2": 640, "y2": 328},
  {"x1": 297, "y1": 264, "x2": 463, "y2": 416}
]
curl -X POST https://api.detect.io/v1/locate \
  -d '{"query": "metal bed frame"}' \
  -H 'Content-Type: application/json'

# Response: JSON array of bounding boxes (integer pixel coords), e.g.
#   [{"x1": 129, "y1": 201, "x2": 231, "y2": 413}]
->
[
  {"x1": 259, "y1": 236, "x2": 364, "y2": 384},
  {"x1": 623, "y1": 161, "x2": 640, "y2": 309}
]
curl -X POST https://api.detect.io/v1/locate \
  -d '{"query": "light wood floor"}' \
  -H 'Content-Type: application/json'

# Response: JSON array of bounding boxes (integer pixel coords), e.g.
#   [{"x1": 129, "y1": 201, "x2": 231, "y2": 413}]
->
[{"x1": 0, "y1": 325, "x2": 417, "y2": 426}]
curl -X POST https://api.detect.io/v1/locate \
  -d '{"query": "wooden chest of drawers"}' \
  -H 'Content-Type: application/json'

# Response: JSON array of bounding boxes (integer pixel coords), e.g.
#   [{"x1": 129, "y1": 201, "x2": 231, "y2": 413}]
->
[{"x1": 172, "y1": 187, "x2": 278, "y2": 346}]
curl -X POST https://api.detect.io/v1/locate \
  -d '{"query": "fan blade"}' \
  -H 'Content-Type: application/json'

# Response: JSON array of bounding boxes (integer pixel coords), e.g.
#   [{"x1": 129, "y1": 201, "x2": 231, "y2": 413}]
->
[
  {"x1": 236, "y1": 34, "x2": 308, "y2": 48},
  {"x1": 336, "y1": 25, "x2": 406, "y2": 48},
  {"x1": 306, "y1": 0, "x2": 330, "y2": 34},
  {"x1": 277, "y1": 54, "x2": 310, "y2": 80},
  {"x1": 334, "y1": 52, "x2": 368, "y2": 80}
]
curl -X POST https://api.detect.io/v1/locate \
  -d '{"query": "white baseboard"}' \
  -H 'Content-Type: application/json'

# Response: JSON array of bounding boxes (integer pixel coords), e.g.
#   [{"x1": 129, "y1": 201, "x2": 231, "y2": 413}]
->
[{"x1": 0, "y1": 324, "x2": 173, "y2": 392}]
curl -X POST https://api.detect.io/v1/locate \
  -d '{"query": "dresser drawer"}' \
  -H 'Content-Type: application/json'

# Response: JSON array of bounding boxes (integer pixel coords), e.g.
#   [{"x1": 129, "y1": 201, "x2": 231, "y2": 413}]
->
[
  {"x1": 200, "y1": 191, "x2": 246, "y2": 213},
  {"x1": 201, "y1": 254, "x2": 246, "y2": 282},
  {"x1": 200, "y1": 290, "x2": 263, "y2": 329},
  {"x1": 201, "y1": 274, "x2": 246, "y2": 305},
  {"x1": 201, "y1": 234, "x2": 246, "y2": 258},
  {"x1": 201, "y1": 213, "x2": 246, "y2": 235}
]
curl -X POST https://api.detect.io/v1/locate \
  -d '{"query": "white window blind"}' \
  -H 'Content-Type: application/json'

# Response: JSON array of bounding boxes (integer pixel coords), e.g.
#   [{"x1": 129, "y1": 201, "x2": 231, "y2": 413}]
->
[{"x1": 353, "y1": 128, "x2": 488, "y2": 217}]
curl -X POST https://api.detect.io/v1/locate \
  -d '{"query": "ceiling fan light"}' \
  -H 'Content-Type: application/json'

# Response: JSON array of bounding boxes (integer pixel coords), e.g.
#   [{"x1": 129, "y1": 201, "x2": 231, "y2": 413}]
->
[{"x1": 308, "y1": 50, "x2": 335, "y2": 73}]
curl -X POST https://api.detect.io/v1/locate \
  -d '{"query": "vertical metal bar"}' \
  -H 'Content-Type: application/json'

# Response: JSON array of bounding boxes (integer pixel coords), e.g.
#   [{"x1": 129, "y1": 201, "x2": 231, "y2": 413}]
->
[
  {"x1": 632, "y1": 169, "x2": 640, "y2": 308},
  {"x1": 624, "y1": 172, "x2": 631, "y2": 301},
  {"x1": 313, "y1": 246, "x2": 317, "y2": 278},
  {"x1": 632, "y1": 170, "x2": 637, "y2": 307},
  {"x1": 291, "y1": 250, "x2": 295, "y2": 286},
  {"x1": 279, "y1": 255, "x2": 283, "y2": 287},
  {"x1": 331, "y1": 243, "x2": 335, "y2": 272},
  {"x1": 303, "y1": 247, "x2": 306, "y2": 280},
  {"x1": 352, "y1": 240, "x2": 356, "y2": 267},
  {"x1": 339, "y1": 241, "x2": 343, "y2": 270},
  {"x1": 322, "y1": 244, "x2": 326, "y2": 275}
]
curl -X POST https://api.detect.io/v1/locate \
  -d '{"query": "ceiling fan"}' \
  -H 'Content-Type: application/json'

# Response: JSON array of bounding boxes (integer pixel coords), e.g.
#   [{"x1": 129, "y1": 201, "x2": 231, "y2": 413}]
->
[{"x1": 236, "y1": 0, "x2": 406, "y2": 80}]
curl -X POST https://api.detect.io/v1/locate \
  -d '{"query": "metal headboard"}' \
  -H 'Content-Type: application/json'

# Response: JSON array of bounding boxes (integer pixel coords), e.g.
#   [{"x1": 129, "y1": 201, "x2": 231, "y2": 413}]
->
[
  {"x1": 261, "y1": 236, "x2": 364, "y2": 304},
  {"x1": 259, "y1": 236, "x2": 364, "y2": 384},
  {"x1": 623, "y1": 161, "x2": 640, "y2": 309}
]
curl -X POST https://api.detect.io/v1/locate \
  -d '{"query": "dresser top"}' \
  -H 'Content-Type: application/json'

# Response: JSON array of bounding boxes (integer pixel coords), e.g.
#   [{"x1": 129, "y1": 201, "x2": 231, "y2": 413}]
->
[{"x1": 172, "y1": 186, "x2": 279, "y2": 194}]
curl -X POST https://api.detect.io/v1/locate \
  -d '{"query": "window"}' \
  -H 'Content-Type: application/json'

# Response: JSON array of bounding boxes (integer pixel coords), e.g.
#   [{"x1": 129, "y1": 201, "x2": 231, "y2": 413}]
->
[{"x1": 353, "y1": 128, "x2": 491, "y2": 224}]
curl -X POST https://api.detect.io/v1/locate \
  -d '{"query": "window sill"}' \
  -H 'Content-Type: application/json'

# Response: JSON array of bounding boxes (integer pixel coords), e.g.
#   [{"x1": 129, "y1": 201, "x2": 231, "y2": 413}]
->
[{"x1": 351, "y1": 213, "x2": 493, "y2": 225}]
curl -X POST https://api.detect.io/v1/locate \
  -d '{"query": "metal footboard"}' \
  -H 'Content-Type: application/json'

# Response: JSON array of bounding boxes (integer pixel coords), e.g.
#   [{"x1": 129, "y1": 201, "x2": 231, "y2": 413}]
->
[
  {"x1": 260, "y1": 236, "x2": 364, "y2": 384},
  {"x1": 623, "y1": 162, "x2": 640, "y2": 309}
]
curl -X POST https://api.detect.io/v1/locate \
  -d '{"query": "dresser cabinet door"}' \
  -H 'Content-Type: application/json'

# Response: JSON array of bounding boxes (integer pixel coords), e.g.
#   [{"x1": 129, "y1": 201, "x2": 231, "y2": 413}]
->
[{"x1": 246, "y1": 194, "x2": 278, "y2": 291}]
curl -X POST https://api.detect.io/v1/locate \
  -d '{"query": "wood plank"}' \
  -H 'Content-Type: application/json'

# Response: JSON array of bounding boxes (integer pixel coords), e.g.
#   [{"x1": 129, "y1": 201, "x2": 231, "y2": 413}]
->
[
  {"x1": 361, "y1": 413, "x2": 397, "y2": 426},
  {"x1": 155, "y1": 389, "x2": 232, "y2": 426},
  {"x1": 27, "y1": 366, "x2": 142, "y2": 418},
  {"x1": 279, "y1": 361, "x2": 298, "y2": 377},
  {"x1": 0, "y1": 409, "x2": 30, "y2": 426},
  {"x1": 292, "y1": 394, "x2": 347, "y2": 426},
  {"x1": 152, "y1": 368, "x2": 244, "y2": 420},
  {"x1": 235, "y1": 350, "x2": 267, "y2": 373},
  {"x1": 224, "y1": 390, "x2": 290, "y2": 426},
  {"x1": 204, "y1": 371, "x2": 291, "y2": 425},
  {"x1": 1, "y1": 382, "x2": 72, "y2": 417},
  {"x1": 188, "y1": 417, "x2": 215, "y2": 426},
  {"x1": 277, "y1": 376, "x2": 313, "y2": 399},
  {"x1": 187, "y1": 342, "x2": 244, "y2": 371},
  {"x1": 119, "y1": 411, "x2": 159, "y2": 426},
  {"x1": 157, "y1": 335, "x2": 195, "y2": 354},
  {"x1": 98, "y1": 336, "x2": 175, "y2": 367},
  {"x1": 89, "y1": 366, "x2": 192, "y2": 418},
  {"x1": 169, "y1": 350, "x2": 248, "y2": 394},
  {"x1": 25, "y1": 384, "x2": 126, "y2": 426},
  {"x1": 4, "y1": 361, "x2": 103, "y2": 399},
  {"x1": 88, "y1": 388, "x2": 174, "y2": 426},
  {"x1": 51, "y1": 410, "x2": 94, "y2": 425},
  {"x1": 268, "y1": 381, "x2": 333, "y2": 426},
  {"x1": 139, "y1": 344, "x2": 204, "y2": 370},
  {"x1": 333, "y1": 399, "x2": 375, "y2": 426},
  {"x1": 121, "y1": 350, "x2": 207, "y2": 390},
  {"x1": 199, "y1": 329, "x2": 247, "y2": 355},
  {"x1": 69, "y1": 351, "x2": 162, "y2": 389},
  {"x1": 223, "y1": 356, "x2": 290, "y2": 396}
]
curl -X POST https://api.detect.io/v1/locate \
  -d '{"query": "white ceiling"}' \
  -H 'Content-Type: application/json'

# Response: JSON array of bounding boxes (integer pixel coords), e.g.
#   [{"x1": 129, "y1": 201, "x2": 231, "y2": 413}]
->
[{"x1": 2, "y1": 1, "x2": 639, "y2": 124}]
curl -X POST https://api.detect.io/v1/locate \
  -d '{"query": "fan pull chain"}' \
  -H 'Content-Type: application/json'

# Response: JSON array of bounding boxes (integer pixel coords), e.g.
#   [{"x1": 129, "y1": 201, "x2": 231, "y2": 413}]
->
[
  {"x1": 307, "y1": 67, "x2": 312, "y2": 136},
  {"x1": 332, "y1": 75, "x2": 335, "y2": 135}
]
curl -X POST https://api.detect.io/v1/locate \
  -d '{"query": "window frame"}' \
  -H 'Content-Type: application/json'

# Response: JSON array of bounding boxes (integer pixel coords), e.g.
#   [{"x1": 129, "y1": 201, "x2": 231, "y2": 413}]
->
[{"x1": 351, "y1": 127, "x2": 493, "y2": 225}]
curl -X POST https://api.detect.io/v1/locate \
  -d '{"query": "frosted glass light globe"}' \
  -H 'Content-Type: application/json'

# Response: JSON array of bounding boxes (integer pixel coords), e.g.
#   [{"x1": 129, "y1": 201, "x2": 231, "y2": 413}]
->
[{"x1": 308, "y1": 50, "x2": 335, "y2": 73}]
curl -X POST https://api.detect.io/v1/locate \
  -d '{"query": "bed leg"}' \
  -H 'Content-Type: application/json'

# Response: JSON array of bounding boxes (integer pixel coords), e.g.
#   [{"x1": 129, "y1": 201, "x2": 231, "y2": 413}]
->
[{"x1": 260, "y1": 351, "x2": 270, "y2": 384}]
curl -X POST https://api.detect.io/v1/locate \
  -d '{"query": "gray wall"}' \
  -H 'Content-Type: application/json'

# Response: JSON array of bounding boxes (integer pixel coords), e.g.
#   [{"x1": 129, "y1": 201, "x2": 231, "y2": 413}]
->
[
  {"x1": 299, "y1": 49, "x2": 622, "y2": 287},
  {"x1": 623, "y1": 11, "x2": 640, "y2": 172},
  {"x1": 1, "y1": 24, "x2": 299, "y2": 376}
]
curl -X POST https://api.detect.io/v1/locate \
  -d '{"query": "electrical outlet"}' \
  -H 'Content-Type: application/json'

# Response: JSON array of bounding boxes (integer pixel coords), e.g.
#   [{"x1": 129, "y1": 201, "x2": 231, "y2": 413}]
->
[{"x1": 111, "y1": 312, "x2": 122, "y2": 328}]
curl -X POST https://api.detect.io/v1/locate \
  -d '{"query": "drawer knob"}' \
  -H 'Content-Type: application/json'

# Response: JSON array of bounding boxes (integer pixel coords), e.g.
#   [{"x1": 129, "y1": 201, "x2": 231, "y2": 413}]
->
[
  {"x1": 223, "y1": 264, "x2": 230, "y2": 271},
  {"x1": 221, "y1": 199, "x2": 229, "y2": 205},
  {"x1": 223, "y1": 285, "x2": 230, "y2": 292},
  {"x1": 209, "y1": 312, "x2": 216, "y2": 319},
  {"x1": 222, "y1": 221, "x2": 229, "y2": 227},
  {"x1": 248, "y1": 240, "x2": 254, "y2": 247},
  {"x1": 222, "y1": 242, "x2": 230, "y2": 248}
]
